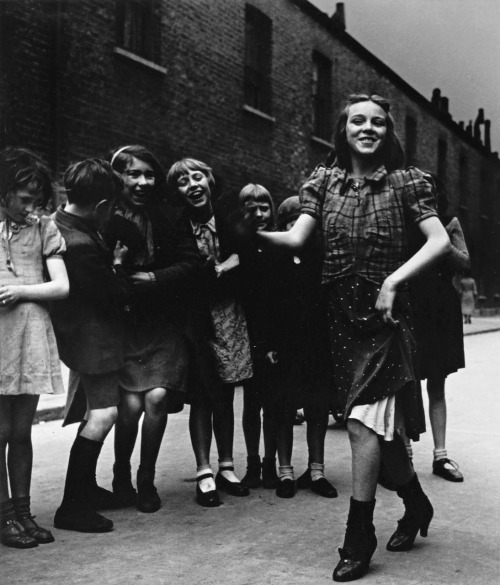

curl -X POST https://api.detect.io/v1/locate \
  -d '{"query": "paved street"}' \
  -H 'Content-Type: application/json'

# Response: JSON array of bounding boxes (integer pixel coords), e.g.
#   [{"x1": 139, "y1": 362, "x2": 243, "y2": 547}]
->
[{"x1": 2, "y1": 329, "x2": 500, "y2": 584}]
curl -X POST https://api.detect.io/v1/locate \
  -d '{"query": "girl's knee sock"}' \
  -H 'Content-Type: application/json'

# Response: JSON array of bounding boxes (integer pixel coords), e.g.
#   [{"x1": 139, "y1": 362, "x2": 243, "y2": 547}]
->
[
  {"x1": 219, "y1": 459, "x2": 239, "y2": 483},
  {"x1": 310, "y1": 462, "x2": 325, "y2": 481}
]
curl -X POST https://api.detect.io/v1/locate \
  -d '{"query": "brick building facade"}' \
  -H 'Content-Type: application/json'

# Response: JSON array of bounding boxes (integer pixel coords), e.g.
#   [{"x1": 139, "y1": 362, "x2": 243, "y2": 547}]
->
[{"x1": 1, "y1": 0, "x2": 499, "y2": 298}]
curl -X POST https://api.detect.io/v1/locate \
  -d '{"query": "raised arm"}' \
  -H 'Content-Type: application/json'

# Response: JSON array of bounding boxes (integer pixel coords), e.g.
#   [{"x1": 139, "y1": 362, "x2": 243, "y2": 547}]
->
[
  {"x1": 376, "y1": 215, "x2": 451, "y2": 324},
  {"x1": 257, "y1": 213, "x2": 318, "y2": 251}
]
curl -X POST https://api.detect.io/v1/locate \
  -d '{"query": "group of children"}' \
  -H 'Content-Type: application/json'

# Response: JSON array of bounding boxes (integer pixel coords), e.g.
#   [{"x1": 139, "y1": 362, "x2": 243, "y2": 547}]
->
[{"x1": 0, "y1": 146, "x2": 338, "y2": 550}]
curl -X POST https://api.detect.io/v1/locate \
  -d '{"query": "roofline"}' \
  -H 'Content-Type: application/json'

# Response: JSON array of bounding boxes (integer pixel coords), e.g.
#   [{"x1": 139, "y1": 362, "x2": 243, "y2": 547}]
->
[{"x1": 291, "y1": 0, "x2": 499, "y2": 165}]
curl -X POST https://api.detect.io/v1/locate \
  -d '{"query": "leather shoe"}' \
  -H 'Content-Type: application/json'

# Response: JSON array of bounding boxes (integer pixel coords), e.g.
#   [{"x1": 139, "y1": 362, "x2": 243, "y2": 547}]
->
[
  {"x1": 137, "y1": 481, "x2": 161, "y2": 513},
  {"x1": 196, "y1": 483, "x2": 221, "y2": 507},
  {"x1": 432, "y1": 458, "x2": 464, "y2": 482},
  {"x1": 215, "y1": 472, "x2": 249, "y2": 497},
  {"x1": 1, "y1": 520, "x2": 38, "y2": 548},
  {"x1": 276, "y1": 478, "x2": 296, "y2": 498},
  {"x1": 17, "y1": 515, "x2": 54, "y2": 544},
  {"x1": 54, "y1": 505, "x2": 113, "y2": 533},
  {"x1": 297, "y1": 469, "x2": 337, "y2": 498}
]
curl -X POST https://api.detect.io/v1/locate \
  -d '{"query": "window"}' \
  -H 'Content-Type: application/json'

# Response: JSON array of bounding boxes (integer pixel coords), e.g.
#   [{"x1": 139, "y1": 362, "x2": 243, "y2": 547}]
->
[
  {"x1": 244, "y1": 5, "x2": 273, "y2": 114},
  {"x1": 312, "y1": 52, "x2": 332, "y2": 141},
  {"x1": 404, "y1": 115, "x2": 417, "y2": 166},
  {"x1": 116, "y1": 0, "x2": 160, "y2": 63},
  {"x1": 437, "y1": 139, "x2": 447, "y2": 184}
]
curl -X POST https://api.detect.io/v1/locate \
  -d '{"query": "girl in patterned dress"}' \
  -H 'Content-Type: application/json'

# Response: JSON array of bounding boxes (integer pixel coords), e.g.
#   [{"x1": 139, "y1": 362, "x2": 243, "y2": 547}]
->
[
  {"x1": 167, "y1": 158, "x2": 253, "y2": 507},
  {"x1": 254, "y1": 95, "x2": 451, "y2": 581},
  {"x1": 0, "y1": 147, "x2": 69, "y2": 548}
]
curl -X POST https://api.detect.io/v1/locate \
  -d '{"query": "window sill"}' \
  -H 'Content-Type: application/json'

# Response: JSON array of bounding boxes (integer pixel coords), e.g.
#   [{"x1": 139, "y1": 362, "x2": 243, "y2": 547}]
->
[
  {"x1": 114, "y1": 47, "x2": 167, "y2": 74},
  {"x1": 242, "y1": 104, "x2": 275, "y2": 123},
  {"x1": 311, "y1": 136, "x2": 334, "y2": 149}
]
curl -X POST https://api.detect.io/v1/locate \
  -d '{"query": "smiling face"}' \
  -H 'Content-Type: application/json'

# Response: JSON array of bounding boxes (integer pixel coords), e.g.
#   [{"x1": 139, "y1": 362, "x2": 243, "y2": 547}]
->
[
  {"x1": 121, "y1": 156, "x2": 155, "y2": 207},
  {"x1": 176, "y1": 168, "x2": 211, "y2": 211},
  {"x1": 0, "y1": 189, "x2": 44, "y2": 223},
  {"x1": 345, "y1": 100, "x2": 387, "y2": 163}
]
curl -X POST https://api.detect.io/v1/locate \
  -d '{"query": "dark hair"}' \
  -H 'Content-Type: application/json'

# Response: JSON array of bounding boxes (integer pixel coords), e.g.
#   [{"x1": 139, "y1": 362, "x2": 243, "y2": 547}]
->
[
  {"x1": 63, "y1": 158, "x2": 123, "y2": 206},
  {"x1": 108, "y1": 144, "x2": 166, "y2": 201},
  {"x1": 334, "y1": 94, "x2": 404, "y2": 172},
  {"x1": 0, "y1": 147, "x2": 55, "y2": 208},
  {"x1": 166, "y1": 158, "x2": 215, "y2": 203},
  {"x1": 238, "y1": 183, "x2": 277, "y2": 229}
]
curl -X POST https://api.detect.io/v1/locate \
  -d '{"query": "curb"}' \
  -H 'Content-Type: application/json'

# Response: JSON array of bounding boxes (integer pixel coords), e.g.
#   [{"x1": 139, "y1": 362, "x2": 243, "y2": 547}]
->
[
  {"x1": 464, "y1": 327, "x2": 500, "y2": 337},
  {"x1": 33, "y1": 406, "x2": 65, "y2": 425}
]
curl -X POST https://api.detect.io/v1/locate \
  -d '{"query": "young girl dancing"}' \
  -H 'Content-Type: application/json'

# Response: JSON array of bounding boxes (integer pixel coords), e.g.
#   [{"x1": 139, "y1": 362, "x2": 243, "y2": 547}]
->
[{"x1": 0, "y1": 147, "x2": 69, "y2": 548}]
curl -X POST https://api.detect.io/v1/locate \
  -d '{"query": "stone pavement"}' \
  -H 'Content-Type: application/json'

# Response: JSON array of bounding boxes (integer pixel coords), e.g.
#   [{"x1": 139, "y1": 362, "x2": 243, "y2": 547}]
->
[{"x1": 3, "y1": 322, "x2": 499, "y2": 584}]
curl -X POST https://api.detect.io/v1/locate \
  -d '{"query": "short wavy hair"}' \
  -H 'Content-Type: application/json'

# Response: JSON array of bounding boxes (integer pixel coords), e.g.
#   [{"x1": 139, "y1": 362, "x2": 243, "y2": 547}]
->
[
  {"x1": 0, "y1": 147, "x2": 55, "y2": 208},
  {"x1": 334, "y1": 94, "x2": 404, "y2": 172},
  {"x1": 166, "y1": 158, "x2": 215, "y2": 204},
  {"x1": 64, "y1": 158, "x2": 123, "y2": 206},
  {"x1": 238, "y1": 183, "x2": 277, "y2": 229}
]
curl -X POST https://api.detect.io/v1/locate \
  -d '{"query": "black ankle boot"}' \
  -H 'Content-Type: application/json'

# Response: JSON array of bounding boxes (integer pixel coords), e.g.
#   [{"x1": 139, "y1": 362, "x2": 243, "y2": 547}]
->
[
  {"x1": 241, "y1": 456, "x2": 261, "y2": 488},
  {"x1": 386, "y1": 473, "x2": 433, "y2": 552},
  {"x1": 54, "y1": 435, "x2": 113, "y2": 533},
  {"x1": 333, "y1": 498, "x2": 377, "y2": 582},
  {"x1": 261, "y1": 457, "x2": 278, "y2": 489},
  {"x1": 113, "y1": 462, "x2": 137, "y2": 507},
  {"x1": 136, "y1": 467, "x2": 161, "y2": 513}
]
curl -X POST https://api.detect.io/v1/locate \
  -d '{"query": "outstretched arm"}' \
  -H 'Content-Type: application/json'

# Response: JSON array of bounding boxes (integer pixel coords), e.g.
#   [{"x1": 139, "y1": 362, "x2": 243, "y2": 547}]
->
[
  {"x1": 376, "y1": 216, "x2": 451, "y2": 325},
  {"x1": 257, "y1": 214, "x2": 318, "y2": 251}
]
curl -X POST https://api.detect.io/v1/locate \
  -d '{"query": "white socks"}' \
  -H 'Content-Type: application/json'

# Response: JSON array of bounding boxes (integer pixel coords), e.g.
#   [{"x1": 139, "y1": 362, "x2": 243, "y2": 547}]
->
[
  {"x1": 433, "y1": 448, "x2": 447, "y2": 461},
  {"x1": 278, "y1": 465, "x2": 294, "y2": 481},
  {"x1": 219, "y1": 459, "x2": 240, "y2": 483},
  {"x1": 196, "y1": 465, "x2": 215, "y2": 493},
  {"x1": 310, "y1": 462, "x2": 325, "y2": 482}
]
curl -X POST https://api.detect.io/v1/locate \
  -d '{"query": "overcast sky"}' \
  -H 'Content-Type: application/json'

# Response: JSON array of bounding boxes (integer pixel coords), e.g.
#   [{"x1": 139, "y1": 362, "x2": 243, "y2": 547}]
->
[{"x1": 309, "y1": 0, "x2": 500, "y2": 153}]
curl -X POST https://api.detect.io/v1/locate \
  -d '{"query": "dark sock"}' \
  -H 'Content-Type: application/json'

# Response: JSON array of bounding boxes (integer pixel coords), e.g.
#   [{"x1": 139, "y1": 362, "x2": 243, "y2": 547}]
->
[
  {"x1": 12, "y1": 495, "x2": 31, "y2": 520},
  {"x1": 0, "y1": 499, "x2": 16, "y2": 524}
]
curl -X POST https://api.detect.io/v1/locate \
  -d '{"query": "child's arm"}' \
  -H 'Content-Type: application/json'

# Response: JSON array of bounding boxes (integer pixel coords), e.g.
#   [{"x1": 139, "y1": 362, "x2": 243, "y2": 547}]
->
[
  {"x1": 0, "y1": 256, "x2": 69, "y2": 306},
  {"x1": 215, "y1": 253, "x2": 240, "y2": 278}
]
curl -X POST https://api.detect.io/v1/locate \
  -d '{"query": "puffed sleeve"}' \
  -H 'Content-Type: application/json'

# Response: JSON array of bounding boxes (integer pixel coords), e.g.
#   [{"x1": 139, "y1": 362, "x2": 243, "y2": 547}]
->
[
  {"x1": 402, "y1": 167, "x2": 438, "y2": 225},
  {"x1": 299, "y1": 164, "x2": 330, "y2": 220},
  {"x1": 39, "y1": 216, "x2": 66, "y2": 258}
]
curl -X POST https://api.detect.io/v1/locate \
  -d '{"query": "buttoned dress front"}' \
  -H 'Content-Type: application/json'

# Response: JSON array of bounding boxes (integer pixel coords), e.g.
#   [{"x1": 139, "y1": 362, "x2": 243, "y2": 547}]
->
[
  {"x1": 300, "y1": 165, "x2": 437, "y2": 440},
  {"x1": 0, "y1": 216, "x2": 66, "y2": 396}
]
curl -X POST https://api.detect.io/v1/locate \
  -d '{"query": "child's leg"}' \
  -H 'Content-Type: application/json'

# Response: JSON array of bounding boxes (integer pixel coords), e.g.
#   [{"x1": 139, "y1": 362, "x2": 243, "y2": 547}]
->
[
  {"x1": 427, "y1": 377, "x2": 463, "y2": 481},
  {"x1": 0, "y1": 397, "x2": 13, "y2": 503},
  {"x1": 55, "y1": 371, "x2": 119, "y2": 532},
  {"x1": 275, "y1": 404, "x2": 296, "y2": 498},
  {"x1": 8, "y1": 395, "x2": 39, "y2": 499},
  {"x1": 242, "y1": 381, "x2": 262, "y2": 458},
  {"x1": 136, "y1": 387, "x2": 168, "y2": 513},
  {"x1": 213, "y1": 385, "x2": 235, "y2": 464},
  {"x1": 189, "y1": 398, "x2": 219, "y2": 505},
  {"x1": 113, "y1": 390, "x2": 143, "y2": 506}
]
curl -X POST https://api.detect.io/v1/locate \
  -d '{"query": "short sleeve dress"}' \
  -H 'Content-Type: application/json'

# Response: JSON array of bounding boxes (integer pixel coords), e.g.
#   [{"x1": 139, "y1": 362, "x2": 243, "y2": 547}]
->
[
  {"x1": 299, "y1": 164, "x2": 437, "y2": 441},
  {"x1": 0, "y1": 215, "x2": 66, "y2": 396}
]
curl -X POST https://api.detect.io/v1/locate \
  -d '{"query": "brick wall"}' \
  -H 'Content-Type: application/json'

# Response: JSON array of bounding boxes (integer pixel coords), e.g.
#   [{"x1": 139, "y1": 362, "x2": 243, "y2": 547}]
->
[{"x1": 1, "y1": 0, "x2": 499, "y2": 296}]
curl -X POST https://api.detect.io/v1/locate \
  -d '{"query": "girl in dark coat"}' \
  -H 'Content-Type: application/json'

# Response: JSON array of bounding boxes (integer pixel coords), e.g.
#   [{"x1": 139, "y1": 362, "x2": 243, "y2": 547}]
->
[{"x1": 107, "y1": 145, "x2": 200, "y2": 513}]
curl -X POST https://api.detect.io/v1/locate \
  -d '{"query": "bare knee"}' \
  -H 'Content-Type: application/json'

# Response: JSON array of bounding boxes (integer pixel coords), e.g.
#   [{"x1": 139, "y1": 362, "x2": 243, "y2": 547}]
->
[
  {"x1": 347, "y1": 418, "x2": 374, "y2": 444},
  {"x1": 145, "y1": 388, "x2": 168, "y2": 418}
]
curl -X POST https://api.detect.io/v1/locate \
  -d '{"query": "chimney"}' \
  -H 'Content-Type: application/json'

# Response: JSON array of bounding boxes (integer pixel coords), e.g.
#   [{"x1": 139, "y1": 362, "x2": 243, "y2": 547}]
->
[
  {"x1": 330, "y1": 3, "x2": 346, "y2": 31},
  {"x1": 474, "y1": 108, "x2": 485, "y2": 141},
  {"x1": 458, "y1": 121, "x2": 465, "y2": 131},
  {"x1": 440, "y1": 96, "x2": 449, "y2": 115},
  {"x1": 484, "y1": 119, "x2": 491, "y2": 151},
  {"x1": 466, "y1": 121, "x2": 473, "y2": 137},
  {"x1": 431, "y1": 88, "x2": 441, "y2": 108}
]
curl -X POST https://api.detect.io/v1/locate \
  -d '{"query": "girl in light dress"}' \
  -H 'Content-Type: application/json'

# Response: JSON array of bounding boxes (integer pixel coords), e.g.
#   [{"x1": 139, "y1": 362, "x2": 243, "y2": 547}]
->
[{"x1": 0, "y1": 147, "x2": 69, "y2": 549}]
